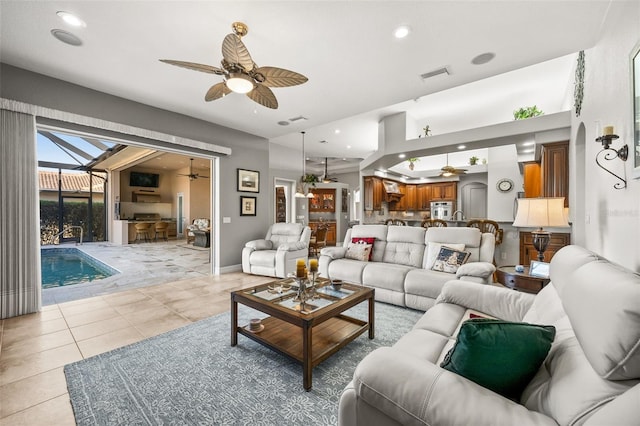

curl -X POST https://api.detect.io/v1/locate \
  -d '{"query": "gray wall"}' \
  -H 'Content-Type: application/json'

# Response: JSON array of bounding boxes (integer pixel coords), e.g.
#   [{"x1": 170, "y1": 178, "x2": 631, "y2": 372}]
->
[{"x1": 1, "y1": 64, "x2": 270, "y2": 269}]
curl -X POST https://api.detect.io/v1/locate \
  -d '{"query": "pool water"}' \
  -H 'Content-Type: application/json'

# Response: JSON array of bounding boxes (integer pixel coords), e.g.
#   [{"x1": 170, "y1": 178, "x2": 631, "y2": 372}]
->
[{"x1": 41, "y1": 248, "x2": 117, "y2": 288}]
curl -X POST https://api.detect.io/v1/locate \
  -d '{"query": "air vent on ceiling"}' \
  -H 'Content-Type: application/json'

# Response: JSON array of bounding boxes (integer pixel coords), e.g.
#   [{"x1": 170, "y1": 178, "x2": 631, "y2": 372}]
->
[
  {"x1": 420, "y1": 66, "x2": 450, "y2": 80},
  {"x1": 289, "y1": 115, "x2": 308, "y2": 122}
]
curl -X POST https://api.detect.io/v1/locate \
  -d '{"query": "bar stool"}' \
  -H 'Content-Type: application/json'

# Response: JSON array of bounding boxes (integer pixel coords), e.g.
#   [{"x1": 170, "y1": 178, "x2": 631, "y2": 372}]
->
[
  {"x1": 134, "y1": 223, "x2": 152, "y2": 243},
  {"x1": 154, "y1": 222, "x2": 169, "y2": 242}
]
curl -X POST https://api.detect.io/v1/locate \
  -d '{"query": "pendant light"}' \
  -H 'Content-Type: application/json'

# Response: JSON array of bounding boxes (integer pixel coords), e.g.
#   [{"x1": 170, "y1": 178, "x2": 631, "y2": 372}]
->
[{"x1": 295, "y1": 131, "x2": 314, "y2": 198}]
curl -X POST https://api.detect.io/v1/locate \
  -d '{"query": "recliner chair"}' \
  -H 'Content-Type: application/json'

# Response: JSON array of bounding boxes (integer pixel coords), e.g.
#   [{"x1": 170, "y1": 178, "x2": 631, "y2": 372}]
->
[{"x1": 242, "y1": 223, "x2": 312, "y2": 278}]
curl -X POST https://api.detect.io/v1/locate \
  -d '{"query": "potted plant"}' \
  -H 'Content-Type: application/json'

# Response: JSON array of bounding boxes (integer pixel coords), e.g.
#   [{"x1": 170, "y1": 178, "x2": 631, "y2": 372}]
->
[
  {"x1": 513, "y1": 105, "x2": 544, "y2": 120},
  {"x1": 469, "y1": 156, "x2": 479, "y2": 165},
  {"x1": 302, "y1": 174, "x2": 319, "y2": 187},
  {"x1": 407, "y1": 157, "x2": 419, "y2": 170}
]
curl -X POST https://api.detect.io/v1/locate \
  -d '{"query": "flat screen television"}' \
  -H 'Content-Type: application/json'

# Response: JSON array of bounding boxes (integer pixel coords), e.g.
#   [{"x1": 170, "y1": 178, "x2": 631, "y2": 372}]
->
[{"x1": 129, "y1": 171, "x2": 159, "y2": 188}]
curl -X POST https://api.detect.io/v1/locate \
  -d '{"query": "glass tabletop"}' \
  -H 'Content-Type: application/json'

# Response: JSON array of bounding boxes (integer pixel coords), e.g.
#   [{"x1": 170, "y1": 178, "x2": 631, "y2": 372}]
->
[{"x1": 243, "y1": 277, "x2": 359, "y2": 314}]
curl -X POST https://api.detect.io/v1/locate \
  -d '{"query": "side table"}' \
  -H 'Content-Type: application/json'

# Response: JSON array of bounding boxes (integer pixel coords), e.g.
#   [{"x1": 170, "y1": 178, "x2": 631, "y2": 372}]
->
[{"x1": 495, "y1": 266, "x2": 550, "y2": 294}]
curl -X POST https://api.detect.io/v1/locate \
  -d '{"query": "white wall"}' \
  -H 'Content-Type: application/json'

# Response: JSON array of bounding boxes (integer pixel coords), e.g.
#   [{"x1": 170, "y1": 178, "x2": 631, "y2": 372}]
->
[
  {"x1": 487, "y1": 145, "x2": 522, "y2": 221},
  {"x1": 574, "y1": 1, "x2": 640, "y2": 272}
]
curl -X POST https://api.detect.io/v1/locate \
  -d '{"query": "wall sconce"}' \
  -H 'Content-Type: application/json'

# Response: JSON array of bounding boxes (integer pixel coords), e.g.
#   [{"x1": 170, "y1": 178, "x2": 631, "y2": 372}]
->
[{"x1": 595, "y1": 125, "x2": 628, "y2": 189}]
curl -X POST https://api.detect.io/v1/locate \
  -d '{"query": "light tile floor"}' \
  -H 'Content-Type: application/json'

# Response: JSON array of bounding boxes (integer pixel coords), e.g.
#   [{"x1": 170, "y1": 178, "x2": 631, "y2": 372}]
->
[{"x1": 0, "y1": 272, "x2": 273, "y2": 425}]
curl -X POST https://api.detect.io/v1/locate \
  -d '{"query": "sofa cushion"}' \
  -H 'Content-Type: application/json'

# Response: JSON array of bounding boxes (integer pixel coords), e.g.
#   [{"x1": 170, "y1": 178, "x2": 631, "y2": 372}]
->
[
  {"x1": 393, "y1": 329, "x2": 451, "y2": 363},
  {"x1": 404, "y1": 268, "x2": 459, "y2": 300},
  {"x1": 345, "y1": 243, "x2": 372, "y2": 261},
  {"x1": 563, "y1": 260, "x2": 640, "y2": 380},
  {"x1": 424, "y1": 243, "x2": 466, "y2": 269},
  {"x1": 431, "y1": 246, "x2": 470, "y2": 274},
  {"x1": 350, "y1": 225, "x2": 388, "y2": 262},
  {"x1": 441, "y1": 319, "x2": 556, "y2": 400},
  {"x1": 327, "y1": 259, "x2": 368, "y2": 284},
  {"x1": 249, "y1": 250, "x2": 276, "y2": 267},
  {"x1": 362, "y1": 263, "x2": 413, "y2": 293},
  {"x1": 267, "y1": 223, "x2": 305, "y2": 249},
  {"x1": 521, "y1": 316, "x2": 638, "y2": 426}
]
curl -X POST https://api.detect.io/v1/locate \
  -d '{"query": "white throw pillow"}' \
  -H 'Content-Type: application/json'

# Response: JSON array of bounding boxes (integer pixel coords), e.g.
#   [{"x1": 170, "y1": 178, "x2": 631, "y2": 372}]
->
[
  {"x1": 345, "y1": 243, "x2": 372, "y2": 261},
  {"x1": 424, "y1": 243, "x2": 465, "y2": 269}
]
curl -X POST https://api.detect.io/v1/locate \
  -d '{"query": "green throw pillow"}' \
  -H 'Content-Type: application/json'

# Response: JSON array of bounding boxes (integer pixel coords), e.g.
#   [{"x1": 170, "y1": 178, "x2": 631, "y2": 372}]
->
[{"x1": 440, "y1": 319, "x2": 556, "y2": 400}]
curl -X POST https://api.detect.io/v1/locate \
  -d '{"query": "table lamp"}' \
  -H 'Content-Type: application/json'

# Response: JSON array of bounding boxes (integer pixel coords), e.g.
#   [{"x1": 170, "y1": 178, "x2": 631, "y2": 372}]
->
[{"x1": 512, "y1": 197, "x2": 569, "y2": 262}]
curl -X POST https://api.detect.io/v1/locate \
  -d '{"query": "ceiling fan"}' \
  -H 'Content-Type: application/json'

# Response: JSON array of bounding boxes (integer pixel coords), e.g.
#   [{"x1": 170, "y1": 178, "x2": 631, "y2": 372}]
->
[
  {"x1": 178, "y1": 158, "x2": 209, "y2": 181},
  {"x1": 321, "y1": 157, "x2": 338, "y2": 183},
  {"x1": 439, "y1": 153, "x2": 467, "y2": 177},
  {"x1": 160, "y1": 22, "x2": 308, "y2": 110}
]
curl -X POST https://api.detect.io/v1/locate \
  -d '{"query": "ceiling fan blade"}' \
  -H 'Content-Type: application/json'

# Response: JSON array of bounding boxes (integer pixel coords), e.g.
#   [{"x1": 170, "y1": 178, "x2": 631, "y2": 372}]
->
[
  {"x1": 222, "y1": 34, "x2": 254, "y2": 72},
  {"x1": 247, "y1": 84, "x2": 278, "y2": 109},
  {"x1": 198, "y1": 175, "x2": 210, "y2": 179},
  {"x1": 159, "y1": 59, "x2": 226, "y2": 75},
  {"x1": 253, "y1": 66, "x2": 308, "y2": 88},
  {"x1": 205, "y1": 82, "x2": 231, "y2": 101}
]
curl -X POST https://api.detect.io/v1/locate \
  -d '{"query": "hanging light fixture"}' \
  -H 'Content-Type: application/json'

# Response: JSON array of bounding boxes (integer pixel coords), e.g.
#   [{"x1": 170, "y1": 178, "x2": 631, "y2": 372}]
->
[{"x1": 295, "y1": 131, "x2": 315, "y2": 198}]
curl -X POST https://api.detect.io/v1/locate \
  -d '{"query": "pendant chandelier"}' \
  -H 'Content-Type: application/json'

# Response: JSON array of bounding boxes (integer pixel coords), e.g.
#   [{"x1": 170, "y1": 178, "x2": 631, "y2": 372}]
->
[{"x1": 295, "y1": 131, "x2": 315, "y2": 198}]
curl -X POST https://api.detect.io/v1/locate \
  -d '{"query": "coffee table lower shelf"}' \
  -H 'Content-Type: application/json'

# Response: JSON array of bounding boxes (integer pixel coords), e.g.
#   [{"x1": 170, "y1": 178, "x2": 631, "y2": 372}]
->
[{"x1": 238, "y1": 314, "x2": 368, "y2": 373}]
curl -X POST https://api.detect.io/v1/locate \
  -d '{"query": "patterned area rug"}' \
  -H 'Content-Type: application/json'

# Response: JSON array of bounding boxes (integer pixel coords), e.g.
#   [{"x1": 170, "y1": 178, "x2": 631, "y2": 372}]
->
[{"x1": 64, "y1": 302, "x2": 423, "y2": 425}]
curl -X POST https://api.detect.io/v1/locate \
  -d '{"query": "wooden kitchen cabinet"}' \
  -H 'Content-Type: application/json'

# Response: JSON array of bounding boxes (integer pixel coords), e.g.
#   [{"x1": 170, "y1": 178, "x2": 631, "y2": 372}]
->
[
  {"x1": 431, "y1": 182, "x2": 457, "y2": 201},
  {"x1": 389, "y1": 183, "x2": 407, "y2": 211},
  {"x1": 417, "y1": 184, "x2": 432, "y2": 210},
  {"x1": 404, "y1": 185, "x2": 417, "y2": 210},
  {"x1": 309, "y1": 188, "x2": 335, "y2": 212},
  {"x1": 541, "y1": 141, "x2": 569, "y2": 207},
  {"x1": 363, "y1": 176, "x2": 383, "y2": 211},
  {"x1": 519, "y1": 232, "x2": 571, "y2": 265},
  {"x1": 523, "y1": 161, "x2": 542, "y2": 198}
]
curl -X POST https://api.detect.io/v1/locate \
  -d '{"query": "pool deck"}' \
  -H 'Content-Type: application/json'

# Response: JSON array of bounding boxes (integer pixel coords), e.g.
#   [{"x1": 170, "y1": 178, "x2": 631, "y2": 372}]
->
[{"x1": 42, "y1": 240, "x2": 211, "y2": 305}]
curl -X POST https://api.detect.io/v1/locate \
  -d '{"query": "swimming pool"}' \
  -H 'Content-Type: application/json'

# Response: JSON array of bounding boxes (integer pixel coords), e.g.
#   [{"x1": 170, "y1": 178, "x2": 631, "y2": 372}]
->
[{"x1": 41, "y1": 248, "x2": 118, "y2": 288}]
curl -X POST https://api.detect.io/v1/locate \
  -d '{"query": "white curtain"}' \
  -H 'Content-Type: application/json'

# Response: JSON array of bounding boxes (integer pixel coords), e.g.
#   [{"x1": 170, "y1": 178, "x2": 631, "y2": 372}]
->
[{"x1": 0, "y1": 108, "x2": 41, "y2": 318}]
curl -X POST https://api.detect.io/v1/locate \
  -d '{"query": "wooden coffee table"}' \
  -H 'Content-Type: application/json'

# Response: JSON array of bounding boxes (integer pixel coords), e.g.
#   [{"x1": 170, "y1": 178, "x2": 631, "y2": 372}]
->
[{"x1": 231, "y1": 277, "x2": 375, "y2": 391}]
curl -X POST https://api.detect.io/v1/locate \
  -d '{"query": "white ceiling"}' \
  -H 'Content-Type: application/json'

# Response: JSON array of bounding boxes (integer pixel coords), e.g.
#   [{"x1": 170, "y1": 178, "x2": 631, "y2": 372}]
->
[{"x1": 1, "y1": 1, "x2": 611, "y2": 164}]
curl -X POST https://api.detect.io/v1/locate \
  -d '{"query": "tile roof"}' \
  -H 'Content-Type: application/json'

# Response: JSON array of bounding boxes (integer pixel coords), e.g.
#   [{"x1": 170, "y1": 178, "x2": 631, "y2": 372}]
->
[{"x1": 39, "y1": 171, "x2": 105, "y2": 193}]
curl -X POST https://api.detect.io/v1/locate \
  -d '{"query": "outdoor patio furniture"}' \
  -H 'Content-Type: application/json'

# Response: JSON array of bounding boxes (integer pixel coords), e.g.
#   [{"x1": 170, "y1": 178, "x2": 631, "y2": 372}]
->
[{"x1": 187, "y1": 218, "x2": 210, "y2": 244}]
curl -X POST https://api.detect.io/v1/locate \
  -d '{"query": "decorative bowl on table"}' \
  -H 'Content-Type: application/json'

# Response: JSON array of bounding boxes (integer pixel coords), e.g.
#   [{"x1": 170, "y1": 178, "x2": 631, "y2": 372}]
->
[{"x1": 331, "y1": 280, "x2": 343, "y2": 291}]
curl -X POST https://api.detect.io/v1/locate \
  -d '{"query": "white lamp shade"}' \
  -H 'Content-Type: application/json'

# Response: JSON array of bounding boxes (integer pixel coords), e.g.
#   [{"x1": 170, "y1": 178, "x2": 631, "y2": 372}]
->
[
  {"x1": 226, "y1": 73, "x2": 254, "y2": 94},
  {"x1": 513, "y1": 197, "x2": 569, "y2": 228}
]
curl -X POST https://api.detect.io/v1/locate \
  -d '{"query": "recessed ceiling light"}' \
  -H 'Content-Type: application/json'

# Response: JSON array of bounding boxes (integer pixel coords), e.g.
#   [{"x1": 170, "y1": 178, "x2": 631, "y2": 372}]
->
[
  {"x1": 319, "y1": 140, "x2": 328, "y2": 144},
  {"x1": 51, "y1": 29, "x2": 83, "y2": 46},
  {"x1": 471, "y1": 52, "x2": 495, "y2": 65},
  {"x1": 346, "y1": 145, "x2": 351, "y2": 149},
  {"x1": 334, "y1": 129, "x2": 341, "y2": 134},
  {"x1": 56, "y1": 11, "x2": 86, "y2": 28},
  {"x1": 277, "y1": 120, "x2": 289, "y2": 126},
  {"x1": 393, "y1": 25, "x2": 411, "y2": 39},
  {"x1": 398, "y1": 154, "x2": 406, "y2": 159},
  {"x1": 457, "y1": 145, "x2": 466, "y2": 150}
]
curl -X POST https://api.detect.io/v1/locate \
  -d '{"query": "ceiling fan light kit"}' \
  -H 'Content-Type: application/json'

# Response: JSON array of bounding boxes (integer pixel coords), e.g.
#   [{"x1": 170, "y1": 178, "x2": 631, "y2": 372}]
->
[
  {"x1": 160, "y1": 22, "x2": 308, "y2": 109},
  {"x1": 226, "y1": 73, "x2": 254, "y2": 93}
]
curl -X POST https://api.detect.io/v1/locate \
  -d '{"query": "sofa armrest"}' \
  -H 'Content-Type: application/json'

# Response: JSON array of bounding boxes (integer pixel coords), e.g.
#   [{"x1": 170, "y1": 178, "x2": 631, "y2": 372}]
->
[
  {"x1": 352, "y1": 348, "x2": 556, "y2": 426},
  {"x1": 456, "y1": 261, "x2": 496, "y2": 281},
  {"x1": 319, "y1": 246, "x2": 347, "y2": 259},
  {"x1": 244, "y1": 239, "x2": 272, "y2": 250},
  {"x1": 436, "y1": 280, "x2": 535, "y2": 322},
  {"x1": 278, "y1": 241, "x2": 308, "y2": 251}
]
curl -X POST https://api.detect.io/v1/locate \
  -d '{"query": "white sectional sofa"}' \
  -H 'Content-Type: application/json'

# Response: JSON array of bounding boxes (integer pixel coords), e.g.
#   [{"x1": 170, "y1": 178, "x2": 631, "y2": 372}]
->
[
  {"x1": 319, "y1": 224, "x2": 496, "y2": 311},
  {"x1": 338, "y1": 245, "x2": 640, "y2": 426}
]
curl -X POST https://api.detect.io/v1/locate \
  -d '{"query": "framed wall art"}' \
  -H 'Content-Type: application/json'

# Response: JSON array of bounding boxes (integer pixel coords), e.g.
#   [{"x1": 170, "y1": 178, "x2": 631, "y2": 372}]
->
[
  {"x1": 240, "y1": 196, "x2": 257, "y2": 216},
  {"x1": 237, "y1": 168, "x2": 260, "y2": 193}
]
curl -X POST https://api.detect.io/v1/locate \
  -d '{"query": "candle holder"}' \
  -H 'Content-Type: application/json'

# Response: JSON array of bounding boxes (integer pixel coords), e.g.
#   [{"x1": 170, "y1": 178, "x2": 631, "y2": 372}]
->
[
  {"x1": 595, "y1": 133, "x2": 628, "y2": 190},
  {"x1": 293, "y1": 277, "x2": 309, "y2": 307}
]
